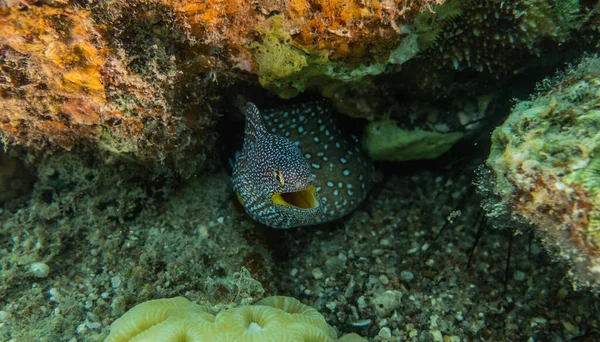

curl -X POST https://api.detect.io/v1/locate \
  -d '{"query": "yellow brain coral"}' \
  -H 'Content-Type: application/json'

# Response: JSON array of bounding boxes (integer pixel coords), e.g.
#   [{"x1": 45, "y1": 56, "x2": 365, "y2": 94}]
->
[{"x1": 104, "y1": 296, "x2": 338, "y2": 342}]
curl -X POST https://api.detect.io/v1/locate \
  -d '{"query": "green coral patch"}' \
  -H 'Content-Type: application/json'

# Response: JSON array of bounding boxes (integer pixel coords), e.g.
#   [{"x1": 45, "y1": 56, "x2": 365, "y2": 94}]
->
[{"x1": 363, "y1": 119, "x2": 464, "y2": 162}]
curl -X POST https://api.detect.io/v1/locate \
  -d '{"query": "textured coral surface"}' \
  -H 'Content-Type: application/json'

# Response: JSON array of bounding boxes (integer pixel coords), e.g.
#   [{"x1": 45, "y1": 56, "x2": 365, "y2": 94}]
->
[
  {"x1": 0, "y1": 2, "x2": 220, "y2": 166},
  {"x1": 0, "y1": 0, "x2": 447, "y2": 163},
  {"x1": 105, "y1": 296, "x2": 339, "y2": 342},
  {"x1": 0, "y1": 6, "x2": 108, "y2": 150},
  {"x1": 485, "y1": 54, "x2": 600, "y2": 292}
]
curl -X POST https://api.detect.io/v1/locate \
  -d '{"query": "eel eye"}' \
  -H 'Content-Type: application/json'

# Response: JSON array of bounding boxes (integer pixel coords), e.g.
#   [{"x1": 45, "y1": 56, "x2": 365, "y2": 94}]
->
[{"x1": 273, "y1": 170, "x2": 285, "y2": 186}]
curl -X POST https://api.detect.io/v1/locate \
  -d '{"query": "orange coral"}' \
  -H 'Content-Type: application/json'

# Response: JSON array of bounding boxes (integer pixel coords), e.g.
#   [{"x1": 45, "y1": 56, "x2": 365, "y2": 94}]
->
[
  {"x1": 169, "y1": 0, "x2": 443, "y2": 62},
  {"x1": 0, "y1": 5, "x2": 107, "y2": 149},
  {"x1": 283, "y1": 0, "x2": 422, "y2": 60},
  {"x1": 0, "y1": 0, "x2": 443, "y2": 161},
  {"x1": 0, "y1": 3, "x2": 218, "y2": 164}
]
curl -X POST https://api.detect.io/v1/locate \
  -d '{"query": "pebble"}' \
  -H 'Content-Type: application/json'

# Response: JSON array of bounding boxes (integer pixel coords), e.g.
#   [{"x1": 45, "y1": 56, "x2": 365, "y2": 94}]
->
[
  {"x1": 372, "y1": 290, "x2": 403, "y2": 316},
  {"x1": 0, "y1": 310, "x2": 9, "y2": 322},
  {"x1": 198, "y1": 225, "x2": 209, "y2": 239},
  {"x1": 372, "y1": 249, "x2": 385, "y2": 256},
  {"x1": 400, "y1": 270, "x2": 414, "y2": 281},
  {"x1": 430, "y1": 329, "x2": 443, "y2": 342},
  {"x1": 357, "y1": 296, "x2": 368, "y2": 309},
  {"x1": 378, "y1": 327, "x2": 392, "y2": 339},
  {"x1": 48, "y1": 288, "x2": 62, "y2": 303},
  {"x1": 111, "y1": 276, "x2": 121, "y2": 288},
  {"x1": 379, "y1": 274, "x2": 390, "y2": 285},
  {"x1": 312, "y1": 268, "x2": 324, "y2": 280},
  {"x1": 325, "y1": 256, "x2": 345, "y2": 275},
  {"x1": 30, "y1": 262, "x2": 50, "y2": 278},
  {"x1": 513, "y1": 270, "x2": 526, "y2": 281},
  {"x1": 326, "y1": 301, "x2": 337, "y2": 311}
]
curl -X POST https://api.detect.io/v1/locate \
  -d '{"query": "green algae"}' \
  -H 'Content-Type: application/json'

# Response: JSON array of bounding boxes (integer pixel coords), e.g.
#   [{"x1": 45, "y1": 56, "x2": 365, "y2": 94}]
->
[{"x1": 363, "y1": 120, "x2": 464, "y2": 161}]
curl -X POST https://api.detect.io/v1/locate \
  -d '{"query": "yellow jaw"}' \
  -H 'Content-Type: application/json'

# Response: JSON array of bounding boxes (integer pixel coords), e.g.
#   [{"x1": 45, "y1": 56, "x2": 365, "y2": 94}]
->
[{"x1": 270, "y1": 185, "x2": 318, "y2": 209}]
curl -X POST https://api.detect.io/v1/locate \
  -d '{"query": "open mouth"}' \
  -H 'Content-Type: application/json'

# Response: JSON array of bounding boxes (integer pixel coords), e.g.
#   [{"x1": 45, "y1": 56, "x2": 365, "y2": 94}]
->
[{"x1": 271, "y1": 185, "x2": 319, "y2": 209}]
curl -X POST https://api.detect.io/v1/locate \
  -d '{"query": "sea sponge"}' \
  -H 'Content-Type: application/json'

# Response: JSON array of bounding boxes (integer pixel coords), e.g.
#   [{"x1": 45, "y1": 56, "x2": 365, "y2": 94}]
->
[
  {"x1": 104, "y1": 296, "x2": 338, "y2": 342},
  {"x1": 481, "y1": 54, "x2": 600, "y2": 292}
]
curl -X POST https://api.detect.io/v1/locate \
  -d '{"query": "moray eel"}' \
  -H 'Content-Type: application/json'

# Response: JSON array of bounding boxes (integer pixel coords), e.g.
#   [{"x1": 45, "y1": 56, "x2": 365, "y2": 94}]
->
[{"x1": 232, "y1": 101, "x2": 373, "y2": 229}]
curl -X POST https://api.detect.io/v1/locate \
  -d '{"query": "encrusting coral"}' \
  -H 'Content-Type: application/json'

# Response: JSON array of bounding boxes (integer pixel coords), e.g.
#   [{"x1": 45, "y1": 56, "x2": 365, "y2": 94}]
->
[
  {"x1": 480, "y1": 54, "x2": 600, "y2": 293},
  {"x1": 0, "y1": 2, "x2": 221, "y2": 167},
  {"x1": 0, "y1": 0, "x2": 446, "y2": 164},
  {"x1": 396, "y1": 0, "x2": 586, "y2": 99},
  {"x1": 0, "y1": 0, "x2": 593, "y2": 165},
  {"x1": 104, "y1": 296, "x2": 343, "y2": 342}
]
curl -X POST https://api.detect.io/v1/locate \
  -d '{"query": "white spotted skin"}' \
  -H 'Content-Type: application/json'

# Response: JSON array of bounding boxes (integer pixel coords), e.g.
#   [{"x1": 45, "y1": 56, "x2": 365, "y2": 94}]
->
[
  {"x1": 233, "y1": 103, "x2": 325, "y2": 228},
  {"x1": 261, "y1": 102, "x2": 374, "y2": 222}
]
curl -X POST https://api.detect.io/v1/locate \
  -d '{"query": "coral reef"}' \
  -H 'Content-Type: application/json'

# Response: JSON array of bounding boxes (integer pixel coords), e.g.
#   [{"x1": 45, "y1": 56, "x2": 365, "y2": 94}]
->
[
  {"x1": 1, "y1": 147, "x2": 599, "y2": 340},
  {"x1": 171, "y1": 0, "x2": 446, "y2": 98},
  {"x1": 0, "y1": 0, "x2": 449, "y2": 164},
  {"x1": 3, "y1": 0, "x2": 590, "y2": 164},
  {"x1": 0, "y1": 2, "x2": 222, "y2": 168},
  {"x1": 406, "y1": 0, "x2": 583, "y2": 96},
  {"x1": 104, "y1": 296, "x2": 340, "y2": 341},
  {"x1": 481, "y1": 54, "x2": 600, "y2": 292}
]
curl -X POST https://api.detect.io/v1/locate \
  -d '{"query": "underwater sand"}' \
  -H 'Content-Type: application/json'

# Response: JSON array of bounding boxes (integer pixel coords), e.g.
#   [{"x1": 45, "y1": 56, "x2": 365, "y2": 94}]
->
[{"x1": 0, "y1": 150, "x2": 598, "y2": 342}]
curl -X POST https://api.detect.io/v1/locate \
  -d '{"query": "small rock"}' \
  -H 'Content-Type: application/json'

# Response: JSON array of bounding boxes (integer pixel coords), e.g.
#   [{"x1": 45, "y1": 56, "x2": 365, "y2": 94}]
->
[
  {"x1": 312, "y1": 268, "x2": 324, "y2": 280},
  {"x1": 30, "y1": 262, "x2": 50, "y2": 278},
  {"x1": 400, "y1": 270, "x2": 414, "y2": 281},
  {"x1": 325, "y1": 256, "x2": 345, "y2": 275},
  {"x1": 430, "y1": 329, "x2": 443, "y2": 342},
  {"x1": 379, "y1": 274, "x2": 390, "y2": 285},
  {"x1": 351, "y1": 319, "x2": 372, "y2": 327},
  {"x1": 198, "y1": 225, "x2": 209, "y2": 239},
  {"x1": 372, "y1": 290, "x2": 403, "y2": 316},
  {"x1": 378, "y1": 327, "x2": 392, "y2": 339},
  {"x1": 111, "y1": 276, "x2": 121, "y2": 288},
  {"x1": 326, "y1": 301, "x2": 337, "y2": 311},
  {"x1": 357, "y1": 296, "x2": 368, "y2": 309},
  {"x1": 513, "y1": 270, "x2": 526, "y2": 281}
]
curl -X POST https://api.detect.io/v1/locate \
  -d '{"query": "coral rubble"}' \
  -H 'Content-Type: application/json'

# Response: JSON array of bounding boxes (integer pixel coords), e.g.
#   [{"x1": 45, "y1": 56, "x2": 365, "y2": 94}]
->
[
  {"x1": 0, "y1": 150, "x2": 276, "y2": 340},
  {"x1": 481, "y1": 54, "x2": 600, "y2": 292}
]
